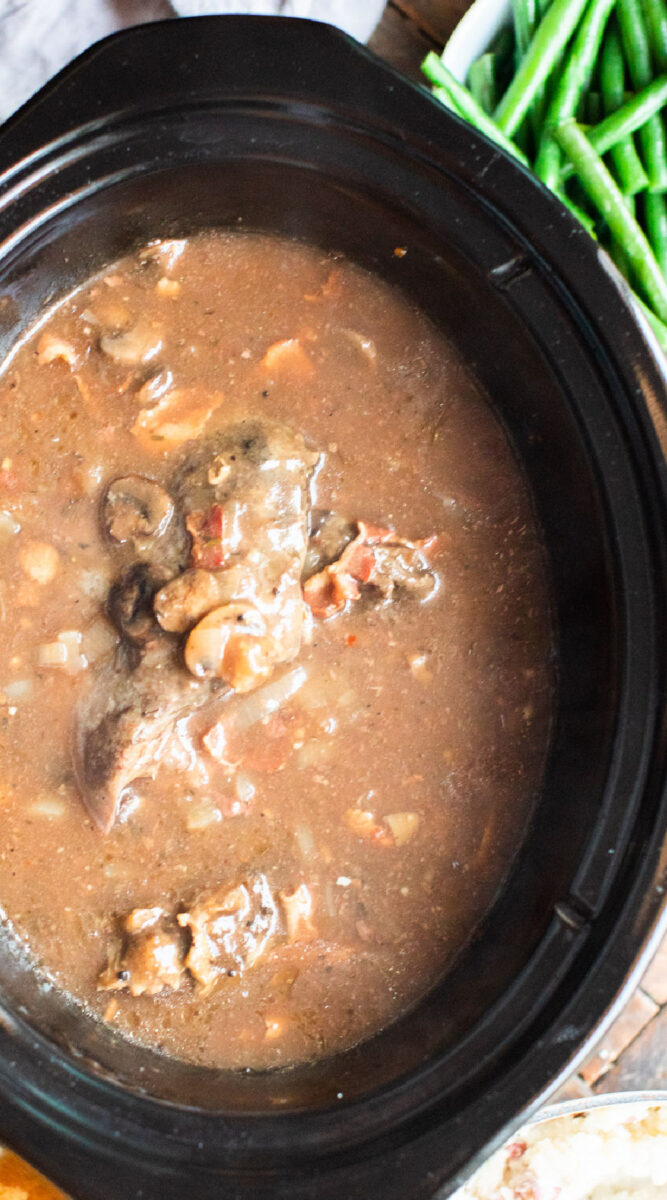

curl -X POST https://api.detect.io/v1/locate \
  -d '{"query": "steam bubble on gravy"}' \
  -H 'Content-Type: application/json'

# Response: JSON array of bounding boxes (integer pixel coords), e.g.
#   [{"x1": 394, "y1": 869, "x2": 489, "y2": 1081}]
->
[{"x1": 0, "y1": 232, "x2": 553, "y2": 1069}]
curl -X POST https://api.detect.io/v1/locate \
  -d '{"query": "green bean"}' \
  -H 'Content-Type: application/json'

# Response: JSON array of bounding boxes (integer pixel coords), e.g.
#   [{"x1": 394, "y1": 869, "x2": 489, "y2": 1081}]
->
[
  {"x1": 555, "y1": 120, "x2": 667, "y2": 320},
  {"x1": 468, "y1": 54, "x2": 498, "y2": 114},
  {"x1": 421, "y1": 56, "x2": 531, "y2": 166},
  {"x1": 512, "y1": 0, "x2": 543, "y2": 147},
  {"x1": 489, "y1": 26, "x2": 516, "y2": 94},
  {"x1": 616, "y1": 0, "x2": 667, "y2": 190},
  {"x1": 494, "y1": 0, "x2": 590, "y2": 136},
  {"x1": 555, "y1": 188, "x2": 598, "y2": 233},
  {"x1": 491, "y1": 26, "x2": 516, "y2": 61},
  {"x1": 562, "y1": 75, "x2": 667, "y2": 178},
  {"x1": 534, "y1": 0, "x2": 617, "y2": 190},
  {"x1": 599, "y1": 25, "x2": 650, "y2": 195},
  {"x1": 530, "y1": 0, "x2": 555, "y2": 135},
  {"x1": 610, "y1": 237, "x2": 631, "y2": 277},
  {"x1": 640, "y1": 0, "x2": 667, "y2": 72},
  {"x1": 513, "y1": 0, "x2": 538, "y2": 62},
  {"x1": 644, "y1": 193, "x2": 667, "y2": 277},
  {"x1": 585, "y1": 91, "x2": 603, "y2": 123}
]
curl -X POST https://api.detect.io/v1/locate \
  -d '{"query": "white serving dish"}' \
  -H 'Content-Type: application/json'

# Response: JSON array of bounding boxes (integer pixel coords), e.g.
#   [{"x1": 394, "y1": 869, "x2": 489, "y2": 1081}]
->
[
  {"x1": 441, "y1": 0, "x2": 512, "y2": 82},
  {"x1": 451, "y1": 1091, "x2": 667, "y2": 1198}
]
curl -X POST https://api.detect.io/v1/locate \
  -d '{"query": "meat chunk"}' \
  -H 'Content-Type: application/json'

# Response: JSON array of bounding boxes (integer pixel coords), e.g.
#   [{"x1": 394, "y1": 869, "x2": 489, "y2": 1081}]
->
[
  {"x1": 98, "y1": 906, "x2": 185, "y2": 996},
  {"x1": 178, "y1": 875, "x2": 278, "y2": 990},
  {"x1": 77, "y1": 421, "x2": 317, "y2": 830},
  {"x1": 157, "y1": 421, "x2": 320, "y2": 692},
  {"x1": 74, "y1": 638, "x2": 222, "y2": 832},
  {"x1": 303, "y1": 521, "x2": 437, "y2": 619},
  {"x1": 303, "y1": 509, "x2": 355, "y2": 578}
]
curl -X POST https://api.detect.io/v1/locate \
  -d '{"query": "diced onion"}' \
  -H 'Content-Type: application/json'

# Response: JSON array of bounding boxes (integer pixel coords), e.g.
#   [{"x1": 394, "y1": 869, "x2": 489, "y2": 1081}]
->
[
  {"x1": 342, "y1": 328, "x2": 377, "y2": 363},
  {"x1": 77, "y1": 569, "x2": 110, "y2": 600},
  {"x1": 293, "y1": 674, "x2": 347, "y2": 712},
  {"x1": 384, "y1": 812, "x2": 421, "y2": 846},
  {"x1": 295, "y1": 739, "x2": 331, "y2": 770},
  {"x1": 234, "y1": 771, "x2": 256, "y2": 808},
  {"x1": 0, "y1": 510, "x2": 20, "y2": 542},
  {"x1": 231, "y1": 666, "x2": 307, "y2": 733},
  {"x1": 29, "y1": 797, "x2": 66, "y2": 818},
  {"x1": 186, "y1": 800, "x2": 222, "y2": 832},
  {"x1": 19, "y1": 541, "x2": 60, "y2": 585},
  {"x1": 38, "y1": 630, "x2": 87, "y2": 674},
  {"x1": 3, "y1": 678, "x2": 33, "y2": 701},
  {"x1": 82, "y1": 618, "x2": 118, "y2": 663},
  {"x1": 294, "y1": 821, "x2": 316, "y2": 862},
  {"x1": 156, "y1": 277, "x2": 180, "y2": 298},
  {"x1": 38, "y1": 642, "x2": 68, "y2": 668}
]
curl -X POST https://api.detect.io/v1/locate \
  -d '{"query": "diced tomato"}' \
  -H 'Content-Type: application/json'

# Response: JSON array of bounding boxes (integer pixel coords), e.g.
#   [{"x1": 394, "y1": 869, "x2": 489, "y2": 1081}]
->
[{"x1": 187, "y1": 505, "x2": 227, "y2": 570}]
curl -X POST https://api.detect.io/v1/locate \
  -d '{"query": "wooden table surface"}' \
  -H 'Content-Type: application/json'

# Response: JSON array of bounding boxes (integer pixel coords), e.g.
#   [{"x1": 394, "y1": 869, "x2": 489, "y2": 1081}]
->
[{"x1": 369, "y1": 0, "x2": 667, "y2": 1105}]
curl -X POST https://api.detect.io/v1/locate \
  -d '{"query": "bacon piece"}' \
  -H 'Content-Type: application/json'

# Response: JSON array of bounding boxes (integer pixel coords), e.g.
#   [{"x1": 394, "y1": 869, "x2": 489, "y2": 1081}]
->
[
  {"x1": 187, "y1": 504, "x2": 227, "y2": 570},
  {"x1": 303, "y1": 521, "x2": 437, "y2": 619}
]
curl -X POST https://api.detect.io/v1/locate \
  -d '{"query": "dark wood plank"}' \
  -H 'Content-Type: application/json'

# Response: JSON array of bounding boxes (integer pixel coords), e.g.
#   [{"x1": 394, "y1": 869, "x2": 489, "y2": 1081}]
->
[
  {"x1": 642, "y1": 934, "x2": 667, "y2": 1006},
  {"x1": 390, "y1": 0, "x2": 469, "y2": 45},
  {"x1": 368, "y1": 4, "x2": 435, "y2": 81},
  {"x1": 579, "y1": 990, "x2": 659, "y2": 1087},
  {"x1": 593, "y1": 1005, "x2": 667, "y2": 1093}
]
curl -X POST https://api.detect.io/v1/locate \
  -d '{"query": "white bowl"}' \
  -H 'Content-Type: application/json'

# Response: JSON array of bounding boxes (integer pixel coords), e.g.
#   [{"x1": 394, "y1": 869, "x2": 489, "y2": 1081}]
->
[
  {"x1": 441, "y1": 0, "x2": 511, "y2": 82},
  {"x1": 452, "y1": 1091, "x2": 667, "y2": 1199}
]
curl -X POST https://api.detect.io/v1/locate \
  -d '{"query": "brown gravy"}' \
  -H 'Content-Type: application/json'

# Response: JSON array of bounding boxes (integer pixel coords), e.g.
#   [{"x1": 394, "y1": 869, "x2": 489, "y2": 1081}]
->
[{"x1": 0, "y1": 232, "x2": 552, "y2": 1070}]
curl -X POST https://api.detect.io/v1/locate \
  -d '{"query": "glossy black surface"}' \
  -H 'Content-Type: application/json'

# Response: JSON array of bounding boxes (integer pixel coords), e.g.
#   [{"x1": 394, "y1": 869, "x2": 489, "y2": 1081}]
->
[{"x1": 0, "y1": 16, "x2": 664, "y2": 1200}]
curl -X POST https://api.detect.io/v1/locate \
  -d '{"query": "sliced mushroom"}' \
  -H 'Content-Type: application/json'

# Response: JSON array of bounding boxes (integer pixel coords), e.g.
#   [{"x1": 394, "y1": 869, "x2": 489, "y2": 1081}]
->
[
  {"x1": 100, "y1": 320, "x2": 162, "y2": 365},
  {"x1": 107, "y1": 562, "x2": 169, "y2": 645},
  {"x1": 154, "y1": 568, "x2": 223, "y2": 634},
  {"x1": 184, "y1": 602, "x2": 274, "y2": 692},
  {"x1": 154, "y1": 562, "x2": 257, "y2": 635},
  {"x1": 102, "y1": 475, "x2": 174, "y2": 548}
]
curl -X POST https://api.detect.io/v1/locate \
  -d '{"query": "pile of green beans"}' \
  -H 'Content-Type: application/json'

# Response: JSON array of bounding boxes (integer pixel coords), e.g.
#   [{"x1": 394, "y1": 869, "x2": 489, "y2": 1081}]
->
[{"x1": 421, "y1": 0, "x2": 667, "y2": 352}]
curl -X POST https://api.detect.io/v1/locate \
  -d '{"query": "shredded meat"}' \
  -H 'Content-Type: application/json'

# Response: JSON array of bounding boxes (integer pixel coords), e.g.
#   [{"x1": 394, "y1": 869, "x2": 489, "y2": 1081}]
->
[
  {"x1": 74, "y1": 638, "x2": 223, "y2": 833},
  {"x1": 303, "y1": 521, "x2": 437, "y2": 619},
  {"x1": 178, "y1": 875, "x2": 278, "y2": 990},
  {"x1": 98, "y1": 907, "x2": 185, "y2": 996},
  {"x1": 75, "y1": 425, "x2": 437, "y2": 833},
  {"x1": 75, "y1": 422, "x2": 317, "y2": 831},
  {"x1": 156, "y1": 420, "x2": 319, "y2": 691}
]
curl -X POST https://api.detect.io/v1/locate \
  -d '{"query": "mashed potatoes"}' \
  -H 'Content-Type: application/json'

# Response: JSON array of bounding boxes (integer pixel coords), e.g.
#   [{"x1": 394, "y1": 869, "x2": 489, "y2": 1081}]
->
[{"x1": 455, "y1": 1101, "x2": 667, "y2": 1200}]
